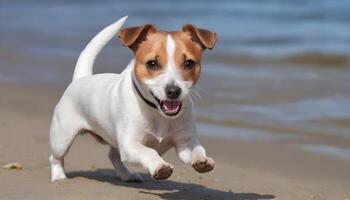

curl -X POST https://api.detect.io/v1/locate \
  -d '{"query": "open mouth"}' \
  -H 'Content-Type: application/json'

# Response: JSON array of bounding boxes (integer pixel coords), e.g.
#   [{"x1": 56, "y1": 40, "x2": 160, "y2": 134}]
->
[
  {"x1": 151, "y1": 92, "x2": 182, "y2": 116},
  {"x1": 160, "y1": 100, "x2": 182, "y2": 116}
]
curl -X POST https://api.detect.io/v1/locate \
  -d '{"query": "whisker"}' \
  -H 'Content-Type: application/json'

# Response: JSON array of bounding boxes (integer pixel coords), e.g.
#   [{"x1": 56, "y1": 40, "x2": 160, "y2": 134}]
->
[
  {"x1": 190, "y1": 89, "x2": 202, "y2": 103},
  {"x1": 192, "y1": 89, "x2": 202, "y2": 100},
  {"x1": 192, "y1": 85, "x2": 207, "y2": 96}
]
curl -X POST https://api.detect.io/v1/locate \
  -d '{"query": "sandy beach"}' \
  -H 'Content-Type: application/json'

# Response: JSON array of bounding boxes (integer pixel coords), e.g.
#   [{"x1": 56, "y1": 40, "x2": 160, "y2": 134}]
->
[{"x1": 0, "y1": 84, "x2": 349, "y2": 200}]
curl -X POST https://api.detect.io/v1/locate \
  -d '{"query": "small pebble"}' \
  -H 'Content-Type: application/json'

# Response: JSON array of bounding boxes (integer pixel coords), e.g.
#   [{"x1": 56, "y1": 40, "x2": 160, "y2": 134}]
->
[{"x1": 2, "y1": 162, "x2": 22, "y2": 170}]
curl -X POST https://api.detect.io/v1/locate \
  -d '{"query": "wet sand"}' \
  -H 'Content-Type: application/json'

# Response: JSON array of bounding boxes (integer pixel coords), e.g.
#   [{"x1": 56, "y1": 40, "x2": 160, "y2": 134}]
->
[{"x1": 0, "y1": 84, "x2": 349, "y2": 200}]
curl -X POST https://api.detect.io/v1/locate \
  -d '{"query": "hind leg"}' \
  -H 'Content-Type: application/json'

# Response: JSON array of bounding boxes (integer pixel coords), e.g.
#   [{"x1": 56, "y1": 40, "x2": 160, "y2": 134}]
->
[
  {"x1": 108, "y1": 147, "x2": 143, "y2": 182},
  {"x1": 50, "y1": 154, "x2": 67, "y2": 182},
  {"x1": 49, "y1": 112, "x2": 81, "y2": 182}
]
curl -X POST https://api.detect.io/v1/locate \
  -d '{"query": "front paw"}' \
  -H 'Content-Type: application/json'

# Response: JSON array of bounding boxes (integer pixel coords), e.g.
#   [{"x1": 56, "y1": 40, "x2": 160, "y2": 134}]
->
[
  {"x1": 152, "y1": 163, "x2": 173, "y2": 180},
  {"x1": 191, "y1": 157, "x2": 215, "y2": 173}
]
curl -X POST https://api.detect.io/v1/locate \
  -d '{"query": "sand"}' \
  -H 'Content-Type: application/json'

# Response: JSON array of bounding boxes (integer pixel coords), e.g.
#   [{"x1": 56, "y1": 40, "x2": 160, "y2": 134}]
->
[{"x1": 0, "y1": 84, "x2": 349, "y2": 200}]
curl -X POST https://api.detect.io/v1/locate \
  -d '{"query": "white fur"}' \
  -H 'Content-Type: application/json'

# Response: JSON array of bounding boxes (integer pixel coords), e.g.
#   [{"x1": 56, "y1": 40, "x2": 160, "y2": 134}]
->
[
  {"x1": 49, "y1": 17, "x2": 212, "y2": 182},
  {"x1": 73, "y1": 16, "x2": 128, "y2": 81}
]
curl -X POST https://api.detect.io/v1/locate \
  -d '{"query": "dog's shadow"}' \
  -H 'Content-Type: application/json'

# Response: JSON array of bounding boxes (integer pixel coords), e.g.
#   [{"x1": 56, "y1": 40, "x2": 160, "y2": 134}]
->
[{"x1": 67, "y1": 169, "x2": 275, "y2": 200}]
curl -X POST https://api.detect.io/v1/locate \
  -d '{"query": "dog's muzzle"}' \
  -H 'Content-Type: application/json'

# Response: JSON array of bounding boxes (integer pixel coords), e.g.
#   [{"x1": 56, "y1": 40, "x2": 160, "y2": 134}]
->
[{"x1": 132, "y1": 78, "x2": 182, "y2": 116}]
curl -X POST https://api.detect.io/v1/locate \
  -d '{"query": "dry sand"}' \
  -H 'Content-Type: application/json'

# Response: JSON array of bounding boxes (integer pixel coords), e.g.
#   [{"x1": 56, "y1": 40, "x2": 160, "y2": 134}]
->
[{"x1": 0, "y1": 84, "x2": 349, "y2": 200}]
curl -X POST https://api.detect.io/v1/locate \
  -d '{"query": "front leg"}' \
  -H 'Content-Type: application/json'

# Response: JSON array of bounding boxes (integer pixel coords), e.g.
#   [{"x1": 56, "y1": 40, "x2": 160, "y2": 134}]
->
[
  {"x1": 120, "y1": 139, "x2": 173, "y2": 180},
  {"x1": 175, "y1": 135, "x2": 215, "y2": 173}
]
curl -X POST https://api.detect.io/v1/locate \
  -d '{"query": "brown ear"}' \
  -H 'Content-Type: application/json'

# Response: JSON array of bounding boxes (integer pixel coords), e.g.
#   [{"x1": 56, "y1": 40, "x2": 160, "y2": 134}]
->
[
  {"x1": 183, "y1": 24, "x2": 217, "y2": 50},
  {"x1": 119, "y1": 24, "x2": 156, "y2": 51}
]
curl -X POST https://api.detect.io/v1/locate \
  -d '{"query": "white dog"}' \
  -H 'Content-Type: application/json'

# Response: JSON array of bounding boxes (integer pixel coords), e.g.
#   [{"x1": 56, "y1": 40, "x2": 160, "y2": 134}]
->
[{"x1": 49, "y1": 16, "x2": 217, "y2": 182}]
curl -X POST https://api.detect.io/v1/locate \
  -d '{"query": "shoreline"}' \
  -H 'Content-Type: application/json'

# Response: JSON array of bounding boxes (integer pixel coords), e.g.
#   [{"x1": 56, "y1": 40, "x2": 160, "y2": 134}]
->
[{"x1": 0, "y1": 83, "x2": 349, "y2": 199}]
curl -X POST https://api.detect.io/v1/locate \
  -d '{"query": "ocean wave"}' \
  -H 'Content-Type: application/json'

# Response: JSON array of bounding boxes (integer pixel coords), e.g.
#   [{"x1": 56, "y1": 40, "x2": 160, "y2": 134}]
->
[{"x1": 207, "y1": 52, "x2": 350, "y2": 67}]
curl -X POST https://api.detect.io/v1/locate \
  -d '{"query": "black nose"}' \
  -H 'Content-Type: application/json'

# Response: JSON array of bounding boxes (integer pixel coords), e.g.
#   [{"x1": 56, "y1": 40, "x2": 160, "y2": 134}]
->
[{"x1": 165, "y1": 85, "x2": 182, "y2": 99}]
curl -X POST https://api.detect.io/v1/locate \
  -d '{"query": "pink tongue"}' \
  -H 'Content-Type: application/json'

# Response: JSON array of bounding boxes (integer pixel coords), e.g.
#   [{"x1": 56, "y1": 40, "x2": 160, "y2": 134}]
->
[{"x1": 163, "y1": 101, "x2": 180, "y2": 113}]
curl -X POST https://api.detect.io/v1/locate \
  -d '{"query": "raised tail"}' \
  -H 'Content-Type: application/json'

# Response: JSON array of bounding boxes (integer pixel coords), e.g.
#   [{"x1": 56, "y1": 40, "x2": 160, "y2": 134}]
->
[{"x1": 72, "y1": 16, "x2": 128, "y2": 81}]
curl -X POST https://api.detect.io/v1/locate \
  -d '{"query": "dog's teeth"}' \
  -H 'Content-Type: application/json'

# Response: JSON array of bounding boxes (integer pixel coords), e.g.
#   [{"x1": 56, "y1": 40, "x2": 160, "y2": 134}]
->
[{"x1": 163, "y1": 100, "x2": 180, "y2": 113}]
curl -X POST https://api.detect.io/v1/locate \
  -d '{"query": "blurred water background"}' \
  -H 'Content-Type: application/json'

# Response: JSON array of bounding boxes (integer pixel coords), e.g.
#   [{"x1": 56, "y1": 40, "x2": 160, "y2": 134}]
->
[{"x1": 1, "y1": 0, "x2": 350, "y2": 156}]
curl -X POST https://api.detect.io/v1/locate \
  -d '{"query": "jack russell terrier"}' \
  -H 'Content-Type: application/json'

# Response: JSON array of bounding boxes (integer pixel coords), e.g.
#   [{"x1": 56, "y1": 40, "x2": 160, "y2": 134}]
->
[{"x1": 49, "y1": 16, "x2": 217, "y2": 182}]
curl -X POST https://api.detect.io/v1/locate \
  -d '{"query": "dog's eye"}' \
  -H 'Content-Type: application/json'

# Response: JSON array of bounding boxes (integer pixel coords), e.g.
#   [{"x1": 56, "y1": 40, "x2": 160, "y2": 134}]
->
[
  {"x1": 146, "y1": 60, "x2": 159, "y2": 70},
  {"x1": 183, "y1": 59, "x2": 196, "y2": 70}
]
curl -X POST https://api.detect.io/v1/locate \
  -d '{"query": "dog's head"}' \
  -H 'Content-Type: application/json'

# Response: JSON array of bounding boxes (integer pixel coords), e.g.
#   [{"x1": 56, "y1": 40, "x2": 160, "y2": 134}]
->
[{"x1": 119, "y1": 24, "x2": 217, "y2": 118}]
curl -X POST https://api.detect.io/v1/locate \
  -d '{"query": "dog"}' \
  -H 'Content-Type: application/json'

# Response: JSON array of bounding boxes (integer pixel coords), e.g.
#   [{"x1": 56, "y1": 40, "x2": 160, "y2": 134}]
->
[{"x1": 49, "y1": 16, "x2": 217, "y2": 182}]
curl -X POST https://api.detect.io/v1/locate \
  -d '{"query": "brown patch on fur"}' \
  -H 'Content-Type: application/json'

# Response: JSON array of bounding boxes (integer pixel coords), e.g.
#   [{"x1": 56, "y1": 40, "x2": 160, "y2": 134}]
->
[
  {"x1": 134, "y1": 32, "x2": 168, "y2": 83},
  {"x1": 182, "y1": 24, "x2": 218, "y2": 50},
  {"x1": 119, "y1": 24, "x2": 156, "y2": 51},
  {"x1": 120, "y1": 24, "x2": 217, "y2": 85},
  {"x1": 133, "y1": 31, "x2": 204, "y2": 85},
  {"x1": 171, "y1": 32, "x2": 203, "y2": 84}
]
